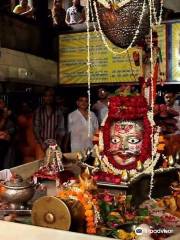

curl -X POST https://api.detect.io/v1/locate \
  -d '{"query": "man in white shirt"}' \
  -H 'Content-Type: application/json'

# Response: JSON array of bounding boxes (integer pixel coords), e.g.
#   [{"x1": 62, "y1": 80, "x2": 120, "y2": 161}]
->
[
  {"x1": 68, "y1": 95, "x2": 99, "y2": 152},
  {"x1": 65, "y1": 0, "x2": 86, "y2": 25}
]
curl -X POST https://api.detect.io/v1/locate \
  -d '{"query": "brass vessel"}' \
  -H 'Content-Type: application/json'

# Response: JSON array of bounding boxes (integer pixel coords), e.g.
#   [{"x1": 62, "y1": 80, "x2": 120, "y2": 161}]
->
[{"x1": 0, "y1": 176, "x2": 36, "y2": 207}]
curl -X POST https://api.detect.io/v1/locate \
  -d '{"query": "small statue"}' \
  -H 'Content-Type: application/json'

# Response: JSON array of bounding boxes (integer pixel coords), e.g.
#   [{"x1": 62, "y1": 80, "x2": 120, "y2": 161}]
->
[
  {"x1": 44, "y1": 139, "x2": 64, "y2": 172},
  {"x1": 34, "y1": 139, "x2": 64, "y2": 180}
]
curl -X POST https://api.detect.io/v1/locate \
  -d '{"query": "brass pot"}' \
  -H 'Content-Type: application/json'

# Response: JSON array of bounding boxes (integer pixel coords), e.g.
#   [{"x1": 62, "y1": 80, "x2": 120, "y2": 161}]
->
[
  {"x1": 96, "y1": 0, "x2": 160, "y2": 48},
  {"x1": 0, "y1": 176, "x2": 36, "y2": 205}
]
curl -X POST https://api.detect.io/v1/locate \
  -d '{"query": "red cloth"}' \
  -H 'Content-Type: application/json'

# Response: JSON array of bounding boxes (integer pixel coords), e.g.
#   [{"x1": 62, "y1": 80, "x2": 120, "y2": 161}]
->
[{"x1": 17, "y1": 114, "x2": 44, "y2": 163}]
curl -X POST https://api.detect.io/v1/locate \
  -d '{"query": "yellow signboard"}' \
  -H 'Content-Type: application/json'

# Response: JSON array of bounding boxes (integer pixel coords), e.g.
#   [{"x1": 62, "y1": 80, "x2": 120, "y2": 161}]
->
[
  {"x1": 155, "y1": 24, "x2": 166, "y2": 82},
  {"x1": 59, "y1": 32, "x2": 142, "y2": 84},
  {"x1": 171, "y1": 23, "x2": 180, "y2": 81}
]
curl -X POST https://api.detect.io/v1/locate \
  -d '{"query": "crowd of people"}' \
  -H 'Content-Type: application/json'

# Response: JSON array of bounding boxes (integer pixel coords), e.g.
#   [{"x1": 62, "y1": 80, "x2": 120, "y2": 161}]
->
[
  {"x1": 12, "y1": 0, "x2": 86, "y2": 28},
  {"x1": 0, "y1": 87, "x2": 100, "y2": 170},
  {"x1": 0, "y1": 86, "x2": 179, "y2": 171}
]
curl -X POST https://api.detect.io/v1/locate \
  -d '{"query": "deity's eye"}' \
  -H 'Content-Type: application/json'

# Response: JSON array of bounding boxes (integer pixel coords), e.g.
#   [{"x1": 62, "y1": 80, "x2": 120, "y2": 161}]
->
[
  {"x1": 111, "y1": 136, "x2": 121, "y2": 144},
  {"x1": 128, "y1": 137, "x2": 141, "y2": 144}
]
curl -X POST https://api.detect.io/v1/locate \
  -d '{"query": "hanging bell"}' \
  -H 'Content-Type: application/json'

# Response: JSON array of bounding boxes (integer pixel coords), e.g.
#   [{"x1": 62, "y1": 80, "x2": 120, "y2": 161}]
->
[
  {"x1": 136, "y1": 160, "x2": 144, "y2": 172},
  {"x1": 168, "y1": 155, "x2": 175, "y2": 166},
  {"x1": 96, "y1": 0, "x2": 160, "y2": 48},
  {"x1": 121, "y1": 170, "x2": 129, "y2": 182}
]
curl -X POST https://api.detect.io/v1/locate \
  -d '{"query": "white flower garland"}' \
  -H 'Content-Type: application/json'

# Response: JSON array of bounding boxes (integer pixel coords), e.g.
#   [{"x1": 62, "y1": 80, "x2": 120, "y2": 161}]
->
[
  {"x1": 86, "y1": 0, "x2": 91, "y2": 137},
  {"x1": 149, "y1": 0, "x2": 156, "y2": 199},
  {"x1": 148, "y1": 127, "x2": 161, "y2": 199},
  {"x1": 89, "y1": 0, "x2": 98, "y2": 33},
  {"x1": 99, "y1": 154, "x2": 162, "y2": 183},
  {"x1": 93, "y1": 204, "x2": 101, "y2": 225},
  {"x1": 152, "y1": 0, "x2": 164, "y2": 25}
]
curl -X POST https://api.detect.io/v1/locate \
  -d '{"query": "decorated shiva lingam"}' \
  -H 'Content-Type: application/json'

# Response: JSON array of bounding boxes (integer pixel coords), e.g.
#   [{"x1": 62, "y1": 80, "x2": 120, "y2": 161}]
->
[
  {"x1": 92, "y1": 95, "x2": 152, "y2": 185},
  {"x1": 0, "y1": 175, "x2": 36, "y2": 209}
]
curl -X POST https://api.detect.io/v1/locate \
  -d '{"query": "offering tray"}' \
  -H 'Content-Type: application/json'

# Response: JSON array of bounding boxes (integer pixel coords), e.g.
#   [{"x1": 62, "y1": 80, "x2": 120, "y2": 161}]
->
[
  {"x1": 33, "y1": 172, "x2": 58, "y2": 181},
  {"x1": 96, "y1": 167, "x2": 179, "y2": 207},
  {"x1": 0, "y1": 199, "x2": 32, "y2": 223},
  {"x1": 97, "y1": 181, "x2": 129, "y2": 189}
]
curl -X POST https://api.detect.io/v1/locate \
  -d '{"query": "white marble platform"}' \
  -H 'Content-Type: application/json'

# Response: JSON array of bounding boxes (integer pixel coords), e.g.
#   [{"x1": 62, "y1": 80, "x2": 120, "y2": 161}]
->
[{"x1": 0, "y1": 220, "x2": 113, "y2": 240}]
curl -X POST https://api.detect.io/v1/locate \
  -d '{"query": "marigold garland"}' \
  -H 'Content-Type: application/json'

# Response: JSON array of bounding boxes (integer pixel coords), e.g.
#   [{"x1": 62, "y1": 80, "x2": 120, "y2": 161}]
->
[{"x1": 58, "y1": 189, "x2": 99, "y2": 234}]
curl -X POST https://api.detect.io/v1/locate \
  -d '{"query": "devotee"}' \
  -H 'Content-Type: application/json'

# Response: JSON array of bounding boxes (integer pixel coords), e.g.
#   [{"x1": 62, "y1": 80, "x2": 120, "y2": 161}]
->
[
  {"x1": 52, "y1": 0, "x2": 67, "y2": 28},
  {"x1": 65, "y1": 0, "x2": 86, "y2": 25},
  {"x1": 164, "y1": 91, "x2": 180, "y2": 135},
  {"x1": 16, "y1": 101, "x2": 44, "y2": 163},
  {"x1": 68, "y1": 94, "x2": 98, "y2": 152},
  {"x1": 143, "y1": 31, "x2": 163, "y2": 82},
  {"x1": 0, "y1": 100, "x2": 16, "y2": 170},
  {"x1": 33, "y1": 88, "x2": 65, "y2": 151},
  {"x1": 13, "y1": 0, "x2": 33, "y2": 17},
  {"x1": 92, "y1": 87, "x2": 109, "y2": 125},
  {"x1": 0, "y1": 99, "x2": 12, "y2": 119}
]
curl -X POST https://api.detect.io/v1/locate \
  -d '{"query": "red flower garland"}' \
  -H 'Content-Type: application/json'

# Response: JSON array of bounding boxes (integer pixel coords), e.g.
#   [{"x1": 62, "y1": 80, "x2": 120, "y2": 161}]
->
[{"x1": 102, "y1": 96, "x2": 152, "y2": 170}]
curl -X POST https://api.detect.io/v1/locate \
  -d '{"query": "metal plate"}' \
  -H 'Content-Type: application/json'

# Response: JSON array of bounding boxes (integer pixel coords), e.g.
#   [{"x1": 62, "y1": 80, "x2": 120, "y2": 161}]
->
[
  {"x1": 97, "y1": 181, "x2": 129, "y2": 189},
  {"x1": 32, "y1": 196, "x2": 71, "y2": 230}
]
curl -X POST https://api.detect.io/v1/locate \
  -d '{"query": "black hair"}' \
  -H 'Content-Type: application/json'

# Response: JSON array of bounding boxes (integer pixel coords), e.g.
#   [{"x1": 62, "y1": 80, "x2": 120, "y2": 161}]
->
[
  {"x1": 77, "y1": 93, "x2": 88, "y2": 101},
  {"x1": 43, "y1": 87, "x2": 55, "y2": 96},
  {"x1": 77, "y1": 5, "x2": 83, "y2": 13},
  {"x1": 97, "y1": 85, "x2": 108, "y2": 91}
]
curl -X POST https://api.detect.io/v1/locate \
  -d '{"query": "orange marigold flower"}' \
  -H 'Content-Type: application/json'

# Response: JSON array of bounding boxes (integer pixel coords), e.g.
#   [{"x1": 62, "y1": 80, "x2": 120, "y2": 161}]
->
[
  {"x1": 85, "y1": 210, "x2": 93, "y2": 217},
  {"x1": 85, "y1": 204, "x2": 93, "y2": 210},
  {"x1": 87, "y1": 227, "x2": 96, "y2": 234},
  {"x1": 86, "y1": 216, "x2": 94, "y2": 222}
]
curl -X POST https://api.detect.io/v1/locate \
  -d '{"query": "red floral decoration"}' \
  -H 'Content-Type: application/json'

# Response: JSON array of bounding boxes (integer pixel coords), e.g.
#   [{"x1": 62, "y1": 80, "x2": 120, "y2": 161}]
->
[{"x1": 103, "y1": 96, "x2": 152, "y2": 170}]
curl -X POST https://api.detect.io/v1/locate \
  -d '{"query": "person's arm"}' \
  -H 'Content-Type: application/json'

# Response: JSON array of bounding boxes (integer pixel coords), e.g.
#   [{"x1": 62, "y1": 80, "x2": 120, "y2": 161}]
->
[
  {"x1": 52, "y1": 12, "x2": 58, "y2": 25},
  {"x1": 65, "y1": 9, "x2": 71, "y2": 25},
  {"x1": 67, "y1": 113, "x2": 73, "y2": 133},
  {"x1": 78, "y1": 7, "x2": 86, "y2": 24},
  {"x1": 94, "y1": 114, "x2": 99, "y2": 132},
  {"x1": 91, "y1": 112, "x2": 99, "y2": 134},
  {"x1": 13, "y1": 5, "x2": 20, "y2": 14},
  {"x1": 20, "y1": 7, "x2": 33, "y2": 17},
  {"x1": 0, "y1": 119, "x2": 16, "y2": 141},
  {"x1": 56, "y1": 110, "x2": 65, "y2": 145},
  {"x1": 33, "y1": 109, "x2": 43, "y2": 146}
]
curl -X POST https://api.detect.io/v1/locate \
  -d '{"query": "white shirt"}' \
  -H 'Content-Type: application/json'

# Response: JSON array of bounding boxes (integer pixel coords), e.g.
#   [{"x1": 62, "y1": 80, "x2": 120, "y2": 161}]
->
[
  {"x1": 68, "y1": 109, "x2": 98, "y2": 152},
  {"x1": 66, "y1": 6, "x2": 85, "y2": 24},
  {"x1": 92, "y1": 100, "x2": 108, "y2": 125}
]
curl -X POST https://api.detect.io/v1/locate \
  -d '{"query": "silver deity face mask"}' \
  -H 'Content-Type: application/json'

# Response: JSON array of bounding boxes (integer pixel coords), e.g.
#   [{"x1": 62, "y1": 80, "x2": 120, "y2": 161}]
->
[{"x1": 109, "y1": 120, "x2": 143, "y2": 166}]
